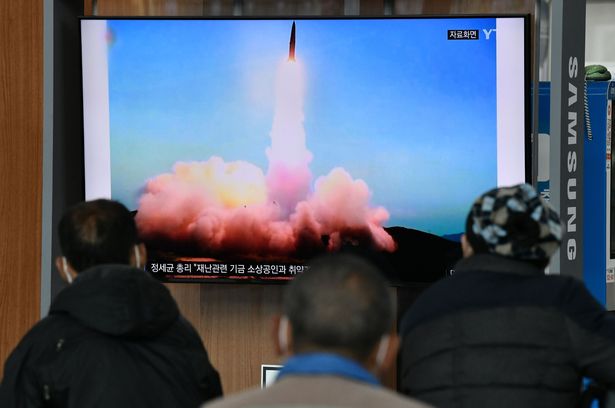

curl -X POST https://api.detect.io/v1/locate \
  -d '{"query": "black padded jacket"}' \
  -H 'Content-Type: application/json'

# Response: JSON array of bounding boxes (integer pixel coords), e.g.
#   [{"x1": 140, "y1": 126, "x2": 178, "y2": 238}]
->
[
  {"x1": 400, "y1": 254, "x2": 615, "y2": 408},
  {"x1": 0, "y1": 264, "x2": 222, "y2": 408}
]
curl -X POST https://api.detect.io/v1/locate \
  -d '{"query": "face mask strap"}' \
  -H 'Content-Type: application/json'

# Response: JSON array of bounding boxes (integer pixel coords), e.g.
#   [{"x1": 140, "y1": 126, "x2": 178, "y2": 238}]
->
[
  {"x1": 62, "y1": 257, "x2": 73, "y2": 284},
  {"x1": 134, "y1": 245, "x2": 141, "y2": 269},
  {"x1": 375, "y1": 335, "x2": 390, "y2": 368},
  {"x1": 278, "y1": 316, "x2": 289, "y2": 355}
]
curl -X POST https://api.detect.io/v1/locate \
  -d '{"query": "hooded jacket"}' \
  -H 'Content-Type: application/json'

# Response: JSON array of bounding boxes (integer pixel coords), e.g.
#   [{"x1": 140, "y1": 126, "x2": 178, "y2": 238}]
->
[
  {"x1": 0, "y1": 264, "x2": 222, "y2": 408},
  {"x1": 400, "y1": 254, "x2": 615, "y2": 408}
]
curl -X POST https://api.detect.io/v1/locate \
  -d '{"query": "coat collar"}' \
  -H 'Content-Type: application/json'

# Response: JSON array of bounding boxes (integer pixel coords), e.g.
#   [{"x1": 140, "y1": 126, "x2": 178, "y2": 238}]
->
[
  {"x1": 455, "y1": 253, "x2": 546, "y2": 276},
  {"x1": 276, "y1": 353, "x2": 380, "y2": 386}
]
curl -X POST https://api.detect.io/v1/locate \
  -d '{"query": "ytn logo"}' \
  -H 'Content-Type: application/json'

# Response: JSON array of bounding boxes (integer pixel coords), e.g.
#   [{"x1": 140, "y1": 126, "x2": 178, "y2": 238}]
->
[{"x1": 483, "y1": 29, "x2": 496, "y2": 40}]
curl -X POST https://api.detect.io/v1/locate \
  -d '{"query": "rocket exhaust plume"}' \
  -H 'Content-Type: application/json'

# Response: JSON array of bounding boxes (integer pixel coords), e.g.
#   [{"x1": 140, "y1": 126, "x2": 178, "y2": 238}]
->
[
  {"x1": 266, "y1": 52, "x2": 311, "y2": 216},
  {"x1": 135, "y1": 21, "x2": 396, "y2": 260},
  {"x1": 288, "y1": 22, "x2": 296, "y2": 62}
]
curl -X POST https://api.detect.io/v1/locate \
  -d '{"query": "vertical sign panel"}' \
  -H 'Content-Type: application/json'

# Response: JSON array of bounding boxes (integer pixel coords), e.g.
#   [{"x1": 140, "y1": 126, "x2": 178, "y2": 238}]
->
[{"x1": 549, "y1": 0, "x2": 586, "y2": 278}]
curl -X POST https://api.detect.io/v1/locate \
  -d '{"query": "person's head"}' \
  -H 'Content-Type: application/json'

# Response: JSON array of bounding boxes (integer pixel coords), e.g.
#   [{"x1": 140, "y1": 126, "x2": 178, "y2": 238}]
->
[
  {"x1": 461, "y1": 183, "x2": 562, "y2": 269},
  {"x1": 274, "y1": 253, "x2": 397, "y2": 377},
  {"x1": 55, "y1": 199, "x2": 146, "y2": 283}
]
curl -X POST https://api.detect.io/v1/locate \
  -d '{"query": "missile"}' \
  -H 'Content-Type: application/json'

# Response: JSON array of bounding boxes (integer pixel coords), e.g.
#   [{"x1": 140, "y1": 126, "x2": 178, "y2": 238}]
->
[{"x1": 288, "y1": 21, "x2": 296, "y2": 61}]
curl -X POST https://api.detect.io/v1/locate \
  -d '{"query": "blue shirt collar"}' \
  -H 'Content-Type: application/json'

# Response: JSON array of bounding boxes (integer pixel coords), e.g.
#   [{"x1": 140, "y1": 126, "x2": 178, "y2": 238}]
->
[{"x1": 276, "y1": 352, "x2": 380, "y2": 386}]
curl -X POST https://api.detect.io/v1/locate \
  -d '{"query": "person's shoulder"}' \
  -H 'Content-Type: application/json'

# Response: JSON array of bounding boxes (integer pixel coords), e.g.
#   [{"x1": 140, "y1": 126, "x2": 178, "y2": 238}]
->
[
  {"x1": 360, "y1": 384, "x2": 434, "y2": 408},
  {"x1": 201, "y1": 380, "x2": 432, "y2": 408},
  {"x1": 11, "y1": 314, "x2": 77, "y2": 352},
  {"x1": 342, "y1": 383, "x2": 431, "y2": 408},
  {"x1": 281, "y1": 376, "x2": 432, "y2": 408},
  {"x1": 539, "y1": 274, "x2": 601, "y2": 307},
  {"x1": 202, "y1": 386, "x2": 264, "y2": 408},
  {"x1": 0, "y1": 314, "x2": 82, "y2": 390}
]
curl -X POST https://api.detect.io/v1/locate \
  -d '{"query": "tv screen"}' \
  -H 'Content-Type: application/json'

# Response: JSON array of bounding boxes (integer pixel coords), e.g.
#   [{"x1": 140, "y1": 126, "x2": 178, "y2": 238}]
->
[{"x1": 80, "y1": 16, "x2": 530, "y2": 284}]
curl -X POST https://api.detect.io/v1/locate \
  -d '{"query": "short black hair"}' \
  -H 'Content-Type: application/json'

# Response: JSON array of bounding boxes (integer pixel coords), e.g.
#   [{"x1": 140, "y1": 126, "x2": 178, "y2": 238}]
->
[
  {"x1": 58, "y1": 199, "x2": 139, "y2": 272},
  {"x1": 284, "y1": 253, "x2": 393, "y2": 361}
]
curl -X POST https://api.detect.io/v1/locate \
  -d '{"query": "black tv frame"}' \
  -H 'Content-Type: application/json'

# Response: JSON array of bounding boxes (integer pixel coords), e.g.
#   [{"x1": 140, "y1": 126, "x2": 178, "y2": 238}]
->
[{"x1": 76, "y1": 14, "x2": 532, "y2": 286}]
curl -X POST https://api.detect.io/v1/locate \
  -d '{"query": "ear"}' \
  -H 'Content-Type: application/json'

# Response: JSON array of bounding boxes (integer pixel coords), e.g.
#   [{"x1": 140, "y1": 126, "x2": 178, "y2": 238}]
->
[
  {"x1": 461, "y1": 234, "x2": 474, "y2": 258},
  {"x1": 272, "y1": 314, "x2": 293, "y2": 357},
  {"x1": 55, "y1": 256, "x2": 77, "y2": 283}
]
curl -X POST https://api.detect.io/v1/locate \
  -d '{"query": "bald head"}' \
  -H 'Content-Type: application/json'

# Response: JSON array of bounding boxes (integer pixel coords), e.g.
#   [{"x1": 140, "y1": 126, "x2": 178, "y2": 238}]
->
[{"x1": 283, "y1": 254, "x2": 393, "y2": 361}]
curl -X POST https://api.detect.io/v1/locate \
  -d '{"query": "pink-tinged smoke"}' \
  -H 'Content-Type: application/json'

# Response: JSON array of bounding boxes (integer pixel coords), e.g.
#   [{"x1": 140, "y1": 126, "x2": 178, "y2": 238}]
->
[{"x1": 136, "y1": 60, "x2": 396, "y2": 260}]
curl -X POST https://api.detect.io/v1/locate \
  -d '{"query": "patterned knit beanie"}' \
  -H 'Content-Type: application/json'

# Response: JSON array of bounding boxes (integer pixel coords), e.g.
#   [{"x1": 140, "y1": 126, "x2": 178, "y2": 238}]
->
[{"x1": 465, "y1": 184, "x2": 562, "y2": 261}]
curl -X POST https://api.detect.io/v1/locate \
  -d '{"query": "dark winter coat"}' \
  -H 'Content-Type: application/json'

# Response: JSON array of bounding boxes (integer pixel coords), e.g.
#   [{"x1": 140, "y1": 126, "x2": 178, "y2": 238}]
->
[
  {"x1": 0, "y1": 264, "x2": 222, "y2": 408},
  {"x1": 400, "y1": 254, "x2": 615, "y2": 408}
]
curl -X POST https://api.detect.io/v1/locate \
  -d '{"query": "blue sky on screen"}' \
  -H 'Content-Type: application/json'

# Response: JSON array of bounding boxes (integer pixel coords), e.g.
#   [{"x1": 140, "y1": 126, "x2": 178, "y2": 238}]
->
[{"x1": 106, "y1": 18, "x2": 497, "y2": 236}]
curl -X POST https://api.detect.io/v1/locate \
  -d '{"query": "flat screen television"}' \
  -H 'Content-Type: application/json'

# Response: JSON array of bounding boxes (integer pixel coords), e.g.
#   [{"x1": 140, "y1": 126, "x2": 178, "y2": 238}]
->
[{"x1": 80, "y1": 16, "x2": 530, "y2": 284}]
